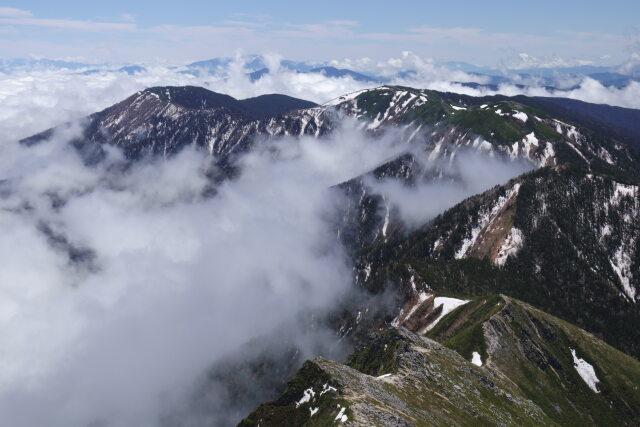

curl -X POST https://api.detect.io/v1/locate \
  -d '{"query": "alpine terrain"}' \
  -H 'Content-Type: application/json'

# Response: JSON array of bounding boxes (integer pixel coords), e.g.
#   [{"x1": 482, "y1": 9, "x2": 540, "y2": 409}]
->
[{"x1": 18, "y1": 84, "x2": 640, "y2": 426}]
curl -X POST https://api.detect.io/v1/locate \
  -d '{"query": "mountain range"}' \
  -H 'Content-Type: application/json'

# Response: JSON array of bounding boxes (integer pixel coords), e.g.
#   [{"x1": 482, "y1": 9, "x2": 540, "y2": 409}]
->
[
  {"x1": 3, "y1": 55, "x2": 639, "y2": 92},
  {"x1": 18, "y1": 83, "x2": 640, "y2": 425}
]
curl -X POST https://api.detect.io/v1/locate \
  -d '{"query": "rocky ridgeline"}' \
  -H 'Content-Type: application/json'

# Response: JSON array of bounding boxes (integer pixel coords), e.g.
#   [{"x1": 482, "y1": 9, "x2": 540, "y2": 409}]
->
[{"x1": 242, "y1": 296, "x2": 640, "y2": 426}]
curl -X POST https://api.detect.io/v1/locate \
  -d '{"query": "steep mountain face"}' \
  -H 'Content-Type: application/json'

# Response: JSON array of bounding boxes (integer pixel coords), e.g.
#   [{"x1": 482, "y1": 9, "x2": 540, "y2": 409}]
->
[
  {"x1": 427, "y1": 169, "x2": 639, "y2": 303},
  {"x1": 516, "y1": 96, "x2": 640, "y2": 149},
  {"x1": 354, "y1": 164, "x2": 640, "y2": 358},
  {"x1": 20, "y1": 86, "x2": 322, "y2": 160},
  {"x1": 241, "y1": 296, "x2": 640, "y2": 426},
  {"x1": 323, "y1": 86, "x2": 636, "y2": 170},
  {"x1": 290, "y1": 87, "x2": 640, "y2": 360},
  {"x1": 326, "y1": 88, "x2": 639, "y2": 260}
]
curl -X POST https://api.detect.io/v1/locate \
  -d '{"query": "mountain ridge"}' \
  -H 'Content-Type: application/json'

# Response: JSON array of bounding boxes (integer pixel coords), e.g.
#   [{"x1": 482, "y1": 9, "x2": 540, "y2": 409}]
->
[{"x1": 241, "y1": 295, "x2": 640, "y2": 426}]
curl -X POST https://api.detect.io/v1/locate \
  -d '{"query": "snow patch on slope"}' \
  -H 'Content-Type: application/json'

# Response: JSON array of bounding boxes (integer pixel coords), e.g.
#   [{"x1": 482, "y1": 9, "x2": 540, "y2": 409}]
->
[
  {"x1": 540, "y1": 142, "x2": 556, "y2": 166},
  {"x1": 295, "y1": 388, "x2": 316, "y2": 407},
  {"x1": 512, "y1": 111, "x2": 528, "y2": 122},
  {"x1": 611, "y1": 182, "x2": 638, "y2": 205},
  {"x1": 570, "y1": 349, "x2": 600, "y2": 393},
  {"x1": 392, "y1": 291, "x2": 432, "y2": 327},
  {"x1": 425, "y1": 297, "x2": 469, "y2": 331},
  {"x1": 335, "y1": 405, "x2": 348, "y2": 422},
  {"x1": 607, "y1": 182, "x2": 638, "y2": 302},
  {"x1": 511, "y1": 132, "x2": 539, "y2": 162},
  {"x1": 471, "y1": 351, "x2": 483, "y2": 366}
]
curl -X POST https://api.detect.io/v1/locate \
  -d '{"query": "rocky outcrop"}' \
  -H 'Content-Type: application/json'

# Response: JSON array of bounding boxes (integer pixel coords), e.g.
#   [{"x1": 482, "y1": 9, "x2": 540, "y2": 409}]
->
[{"x1": 241, "y1": 328, "x2": 553, "y2": 426}]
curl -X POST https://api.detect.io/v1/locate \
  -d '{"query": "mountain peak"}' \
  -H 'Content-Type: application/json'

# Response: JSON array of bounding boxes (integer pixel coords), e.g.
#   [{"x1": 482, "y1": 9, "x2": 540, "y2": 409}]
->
[{"x1": 143, "y1": 86, "x2": 242, "y2": 111}]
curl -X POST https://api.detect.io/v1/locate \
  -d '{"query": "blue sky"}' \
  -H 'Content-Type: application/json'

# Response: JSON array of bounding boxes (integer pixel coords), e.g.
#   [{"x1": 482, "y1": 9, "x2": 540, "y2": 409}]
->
[{"x1": 1, "y1": 1, "x2": 638, "y2": 66}]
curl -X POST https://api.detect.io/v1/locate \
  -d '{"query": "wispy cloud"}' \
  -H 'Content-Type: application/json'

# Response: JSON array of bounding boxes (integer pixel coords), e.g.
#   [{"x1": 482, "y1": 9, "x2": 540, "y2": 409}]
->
[
  {"x1": 0, "y1": 10, "x2": 630, "y2": 65},
  {"x1": 120, "y1": 13, "x2": 136, "y2": 23},
  {"x1": 0, "y1": 7, "x2": 32, "y2": 18},
  {"x1": 0, "y1": 12, "x2": 137, "y2": 32}
]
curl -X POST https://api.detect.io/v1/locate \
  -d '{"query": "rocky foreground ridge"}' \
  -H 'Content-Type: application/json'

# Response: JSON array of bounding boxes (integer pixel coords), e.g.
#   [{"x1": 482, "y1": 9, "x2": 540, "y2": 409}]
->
[{"x1": 242, "y1": 296, "x2": 640, "y2": 426}]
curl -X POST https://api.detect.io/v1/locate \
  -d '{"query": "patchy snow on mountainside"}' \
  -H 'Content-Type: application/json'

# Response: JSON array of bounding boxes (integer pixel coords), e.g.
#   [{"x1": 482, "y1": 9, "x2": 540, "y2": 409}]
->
[
  {"x1": 495, "y1": 227, "x2": 524, "y2": 266},
  {"x1": 610, "y1": 246, "x2": 636, "y2": 302},
  {"x1": 512, "y1": 111, "x2": 528, "y2": 122},
  {"x1": 540, "y1": 142, "x2": 556, "y2": 166},
  {"x1": 296, "y1": 388, "x2": 316, "y2": 407},
  {"x1": 522, "y1": 132, "x2": 538, "y2": 154},
  {"x1": 455, "y1": 183, "x2": 521, "y2": 259},
  {"x1": 611, "y1": 182, "x2": 638, "y2": 206},
  {"x1": 320, "y1": 383, "x2": 336, "y2": 396},
  {"x1": 471, "y1": 351, "x2": 483, "y2": 366},
  {"x1": 510, "y1": 132, "x2": 541, "y2": 163},
  {"x1": 425, "y1": 297, "x2": 469, "y2": 331},
  {"x1": 570, "y1": 349, "x2": 600, "y2": 393}
]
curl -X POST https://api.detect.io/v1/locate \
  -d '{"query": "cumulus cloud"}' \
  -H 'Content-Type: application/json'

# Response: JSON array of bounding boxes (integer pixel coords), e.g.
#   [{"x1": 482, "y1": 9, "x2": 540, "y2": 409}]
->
[{"x1": 0, "y1": 7, "x2": 33, "y2": 18}]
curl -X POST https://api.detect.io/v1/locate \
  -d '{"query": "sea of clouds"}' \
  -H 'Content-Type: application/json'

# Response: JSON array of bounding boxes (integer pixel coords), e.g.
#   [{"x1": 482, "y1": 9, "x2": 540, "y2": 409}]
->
[{"x1": 1, "y1": 51, "x2": 639, "y2": 143}]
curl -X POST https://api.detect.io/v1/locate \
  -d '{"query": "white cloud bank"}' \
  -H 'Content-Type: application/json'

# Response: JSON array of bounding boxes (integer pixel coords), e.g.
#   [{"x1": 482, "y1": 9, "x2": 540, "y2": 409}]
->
[{"x1": 0, "y1": 123, "x2": 376, "y2": 426}]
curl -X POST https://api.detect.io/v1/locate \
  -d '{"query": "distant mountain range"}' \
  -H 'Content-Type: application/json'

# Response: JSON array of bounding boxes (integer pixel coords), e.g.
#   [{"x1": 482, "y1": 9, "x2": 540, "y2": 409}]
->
[{"x1": 2, "y1": 55, "x2": 638, "y2": 91}]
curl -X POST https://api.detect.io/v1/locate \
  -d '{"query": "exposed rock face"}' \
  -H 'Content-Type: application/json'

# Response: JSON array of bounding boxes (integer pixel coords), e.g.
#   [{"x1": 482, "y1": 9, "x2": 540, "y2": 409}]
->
[{"x1": 391, "y1": 292, "x2": 439, "y2": 332}]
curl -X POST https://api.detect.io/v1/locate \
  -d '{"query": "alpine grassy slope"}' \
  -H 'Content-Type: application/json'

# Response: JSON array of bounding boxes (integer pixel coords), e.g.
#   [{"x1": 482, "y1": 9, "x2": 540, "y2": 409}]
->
[
  {"x1": 241, "y1": 296, "x2": 640, "y2": 426},
  {"x1": 19, "y1": 84, "x2": 640, "y2": 424}
]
